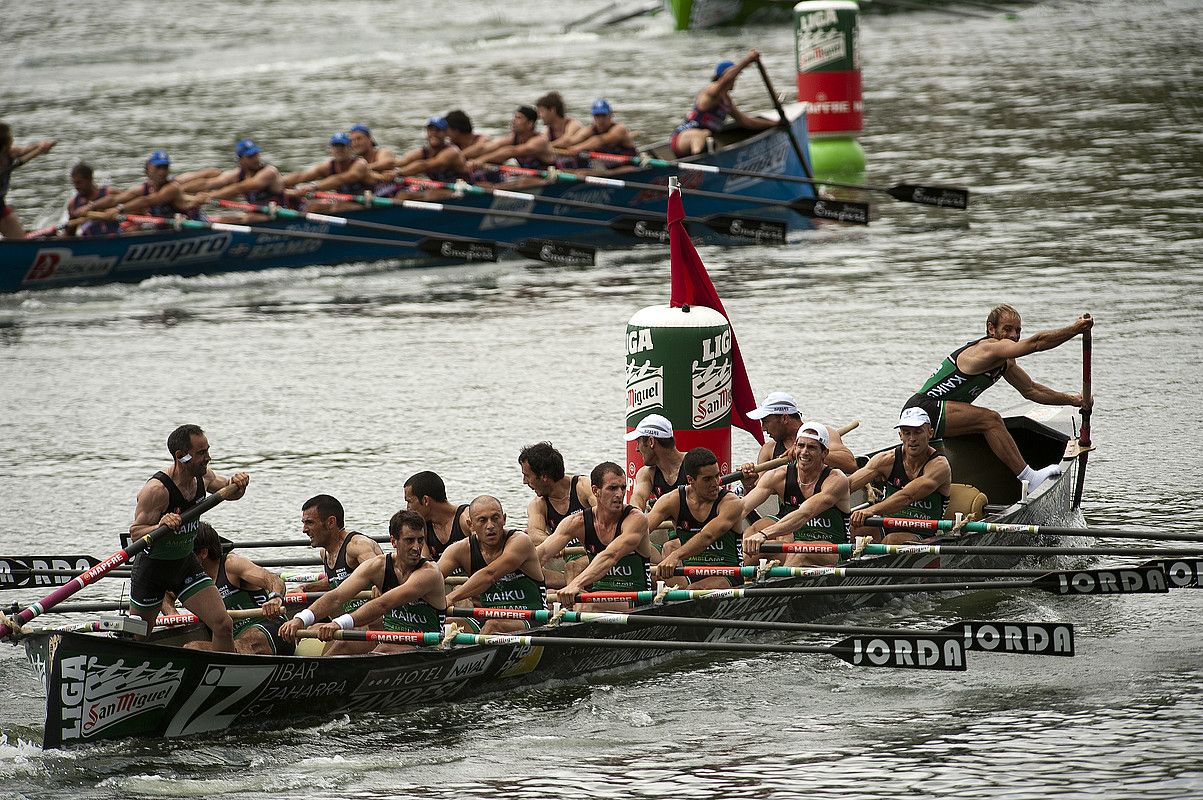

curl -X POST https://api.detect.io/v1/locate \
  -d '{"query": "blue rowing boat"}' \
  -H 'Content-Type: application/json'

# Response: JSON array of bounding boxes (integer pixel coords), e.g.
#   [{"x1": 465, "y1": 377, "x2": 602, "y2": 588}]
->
[{"x1": 0, "y1": 109, "x2": 818, "y2": 294}]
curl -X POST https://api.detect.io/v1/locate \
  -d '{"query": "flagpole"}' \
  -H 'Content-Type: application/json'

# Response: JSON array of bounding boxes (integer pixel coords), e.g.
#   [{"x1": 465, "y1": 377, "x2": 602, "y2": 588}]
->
[{"x1": 669, "y1": 175, "x2": 680, "y2": 195}]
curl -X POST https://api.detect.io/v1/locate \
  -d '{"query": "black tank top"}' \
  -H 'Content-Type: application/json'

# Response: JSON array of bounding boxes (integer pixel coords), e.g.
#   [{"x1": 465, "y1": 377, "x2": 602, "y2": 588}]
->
[
  {"x1": 582, "y1": 505, "x2": 651, "y2": 591},
  {"x1": 146, "y1": 471, "x2": 206, "y2": 558},
  {"x1": 323, "y1": 530, "x2": 367, "y2": 588},
  {"x1": 216, "y1": 554, "x2": 268, "y2": 606},
  {"x1": 544, "y1": 475, "x2": 585, "y2": 532},
  {"x1": 651, "y1": 464, "x2": 684, "y2": 501},
  {"x1": 425, "y1": 504, "x2": 468, "y2": 561}
]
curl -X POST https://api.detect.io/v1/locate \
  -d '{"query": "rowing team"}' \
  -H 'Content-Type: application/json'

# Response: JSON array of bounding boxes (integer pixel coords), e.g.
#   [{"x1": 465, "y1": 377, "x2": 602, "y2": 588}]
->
[
  {"x1": 3, "y1": 48, "x2": 775, "y2": 240},
  {"x1": 120, "y1": 304, "x2": 1092, "y2": 658}
]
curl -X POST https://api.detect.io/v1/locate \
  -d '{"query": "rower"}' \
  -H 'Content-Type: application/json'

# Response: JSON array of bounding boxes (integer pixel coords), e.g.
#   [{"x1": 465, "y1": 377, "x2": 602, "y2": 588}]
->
[
  {"x1": 279, "y1": 510, "x2": 447, "y2": 653},
  {"x1": 742, "y1": 391, "x2": 857, "y2": 478},
  {"x1": 648, "y1": 447, "x2": 744, "y2": 589},
  {"x1": 445, "y1": 109, "x2": 493, "y2": 159},
  {"x1": 294, "y1": 493, "x2": 383, "y2": 654},
  {"x1": 469, "y1": 105, "x2": 556, "y2": 174},
  {"x1": 555, "y1": 98, "x2": 639, "y2": 166},
  {"x1": 847, "y1": 407, "x2": 951, "y2": 544},
  {"x1": 743, "y1": 423, "x2": 851, "y2": 567},
  {"x1": 84, "y1": 150, "x2": 204, "y2": 222},
  {"x1": 282, "y1": 132, "x2": 370, "y2": 211},
  {"x1": 902, "y1": 305, "x2": 1093, "y2": 491},
  {"x1": 65, "y1": 162, "x2": 119, "y2": 237},
  {"x1": 536, "y1": 91, "x2": 586, "y2": 168},
  {"x1": 0, "y1": 123, "x2": 56, "y2": 240},
  {"x1": 625, "y1": 413, "x2": 687, "y2": 512},
  {"x1": 538, "y1": 462, "x2": 656, "y2": 611},
  {"x1": 438, "y1": 495, "x2": 547, "y2": 634},
  {"x1": 670, "y1": 49, "x2": 776, "y2": 157},
  {"x1": 183, "y1": 523, "x2": 293, "y2": 655},
  {"x1": 389, "y1": 117, "x2": 471, "y2": 185},
  {"x1": 403, "y1": 470, "x2": 470, "y2": 561},
  {"x1": 127, "y1": 424, "x2": 250, "y2": 652},
  {"x1": 191, "y1": 138, "x2": 292, "y2": 220},
  {"x1": 348, "y1": 123, "x2": 397, "y2": 188},
  {"x1": 519, "y1": 441, "x2": 595, "y2": 589}
]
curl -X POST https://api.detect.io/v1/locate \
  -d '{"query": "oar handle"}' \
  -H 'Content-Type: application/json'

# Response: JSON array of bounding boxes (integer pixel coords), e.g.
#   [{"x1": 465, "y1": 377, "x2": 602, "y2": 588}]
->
[{"x1": 719, "y1": 419, "x2": 859, "y2": 484}]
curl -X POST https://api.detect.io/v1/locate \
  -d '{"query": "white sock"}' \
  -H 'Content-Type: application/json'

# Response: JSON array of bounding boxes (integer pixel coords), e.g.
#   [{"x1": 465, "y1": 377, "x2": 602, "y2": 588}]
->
[{"x1": 1019, "y1": 463, "x2": 1062, "y2": 491}]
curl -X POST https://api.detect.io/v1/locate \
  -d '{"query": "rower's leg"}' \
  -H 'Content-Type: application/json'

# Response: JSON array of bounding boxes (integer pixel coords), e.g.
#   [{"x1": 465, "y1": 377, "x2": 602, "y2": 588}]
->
[
  {"x1": 180, "y1": 585, "x2": 236, "y2": 652},
  {"x1": 782, "y1": 551, "x2": 838, "y2": 568},
  {"x1": 882, "y1": 532, "x2": 922, "y2": 545},
  {"x1": 481, "y1": 619, "x2": 529, "y2": 634},
  {"x1": 943, "y1": 402, "x2": 1026, "y2": 475},
  {"x1": 673, "y1": 129, "x2": 711, "y2": 156},
  {"x1": 0, "y1": 212, "x2": 27, "y2": 240}
]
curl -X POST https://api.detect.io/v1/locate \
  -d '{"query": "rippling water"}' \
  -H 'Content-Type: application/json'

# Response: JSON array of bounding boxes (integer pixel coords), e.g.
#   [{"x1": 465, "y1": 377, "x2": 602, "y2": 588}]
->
[{"x1": 2, "y1": 1, "x2": 1202, "y2": 798}]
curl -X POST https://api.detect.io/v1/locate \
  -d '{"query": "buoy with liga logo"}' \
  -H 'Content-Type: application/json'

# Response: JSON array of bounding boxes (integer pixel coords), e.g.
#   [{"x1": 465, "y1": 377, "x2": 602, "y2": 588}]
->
[
  {"x1": 794, "y1": 0, "x2": 866, "y2": 178},
  {"x1": 625, "y1": 304, "x2": 733, "y2": 488}
]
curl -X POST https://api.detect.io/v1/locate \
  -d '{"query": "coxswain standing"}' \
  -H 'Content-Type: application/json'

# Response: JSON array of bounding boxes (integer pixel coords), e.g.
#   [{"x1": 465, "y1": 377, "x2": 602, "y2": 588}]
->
[
  {"x1": 648, "y1": 448, "x2": 745, "y2": 589},
  {"x1": 539, "y1": 462, "x2": 657, "y2": 611},
  {"x1": 469, "y1": 106, "x2": 557, "y2": 175},
  {"x1": 280, "y1": 510, "x2": 447, "y2": 653},
  {"x1": 519, "y1": 441, "x2": 595, "y2": 589},
  {"x1": 294, "y1": 493, "x2": 383, "y2": 654},
  {"x1": 388, "y1": 117, "x2": 471, "y2": 186},
  {"x1": 554, "y1": 99, "x2": 639, "y2": 165},
  {"x1": 65, "y1": 162, "x2": 119, "y2": 237},
  {"x1": 625, "y1": 414, "x2": 687, "y2": 512},
  {"x1": 403, "y1": 470, "x2": 470, "y2": 562},
  {"x1": 192, "y1": 138, "x2": 292, "y2": 221},
  {"x1": 438, "y1": 496, "x2": 547, "y2": 634},
  {"x1": 0, "y1": 123, "x2": 56, "y2": 240},
  {"x1": 84, "y1": 150, "x2": 204, "y2": 223},
  {"x1": 847, "y1": 407, "x2": 951, "y2": 544},
  {"x1": 127, "y1": 424, "x2": 249, "y2": 652},
  {"x1": 283, "y1": 132, "x2": 370, "y2": 211},
  {"x1": 902, "y1": 305, "x2": 1092, "y2": 491},
  {"x1": 670, "y1": 50, "x2": 776, "y2": 157},
  {"x1": 743, "y1": 424, "x2": 850, "y2": 567}
]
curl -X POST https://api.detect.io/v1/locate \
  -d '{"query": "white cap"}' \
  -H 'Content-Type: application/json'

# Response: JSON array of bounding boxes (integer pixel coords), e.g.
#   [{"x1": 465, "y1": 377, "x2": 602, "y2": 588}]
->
[
  {"x1": 624, "y1": 414, "x2": 674, "y2": 441},
  {"x1": 895, "y1": 407, "x2": 932, "y2": 428},
  {"x1": 796, "y1": 422, "x2": 829, "y2": 449},
  {"x1": 747, "y1": 391, "x2": 800, "y2": 420}
]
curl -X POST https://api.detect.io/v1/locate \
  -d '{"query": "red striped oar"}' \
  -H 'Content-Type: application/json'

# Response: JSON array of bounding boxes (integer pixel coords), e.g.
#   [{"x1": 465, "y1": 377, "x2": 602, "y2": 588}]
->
[
  {"x1": 153, "y1": 590, "x2": 375, "y2": 627},
  {"x1": 0, "y1": 483, "x2": 240, "y2": 641},
  {"x1": 490, "y1": 164, "x2": 870, "y2": 225}
]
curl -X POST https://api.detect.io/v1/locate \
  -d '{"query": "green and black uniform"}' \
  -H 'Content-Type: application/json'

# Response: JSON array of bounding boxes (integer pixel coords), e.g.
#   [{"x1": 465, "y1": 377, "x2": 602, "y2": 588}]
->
[
  {"x1": 581, "y1": 506, "x2": 651, "y2": 592},
  {"x1": 905, "y1": 337, "x2": 1010, "y2": 438},
  {"x1": 876, "y1": 446, "x2": 950, "y2": 521},
  {"x1": 650, "y1": 464, "x2": 685, "y2": 503},
  {"x1": 673, "y1": 486, "x2": 742, "y2": 584},
  {"x1": 425, "y1": 504, "x2": 468, "y2": 561},
  {"x1": 546, "y1": 476, "x2": 587, "y2": 561},
  {"x1": 215, "y1": 554, "x2": 294, "y2": 655},
  {"x1": 469, "y1": 532, "x2": 547, "y2": 611},
  {"x1": 379, "y1": 554, "x2": 445, "y2": 633},
  {"x1": 129, "y1": 471, "x2": 213, "y2": 611},
  {"x1": 788, "y1": 466, "x2": 850, "y2": 545},
  {"x1": 324, "y1": 531, "x2": 372, "y2": 615}
]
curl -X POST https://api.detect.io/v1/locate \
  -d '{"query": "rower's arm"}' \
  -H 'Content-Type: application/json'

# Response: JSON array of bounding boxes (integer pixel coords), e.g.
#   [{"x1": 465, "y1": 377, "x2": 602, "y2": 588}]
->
[
  {"x1": 310, "y1": 159, "x2": 370, "y2": 192},
  {"x1": 741, "y1": 466, "x2": 784, "y2": 516},
  {"x1": 1003, "y1": 362, "x2": 1085, "y2": 406},
  {"x1": 204, "y1": 468, "x2": 249, "y2": 499},
  {"x1": 729, "y1": 102, "x2": 778, "y2": 131},
  {"x1": 205, "y1": 167, "x2": 275, "y2": 202},
  {"x1": 765, "y1": 471, "x2": 849, "y2": 538},
  {"x1": 345, "y1": 564, "x2": 441, "y2": 627},
  {"x1": 672, "y1": 494, "x2": 743, "y2": 561},
  {"x1": 227, "y1": 554, "x2": 286, "y2": 596},
  {"x1": 856, "y1": 459, "x2": 950, "y2": 523},
  {"x1": 824, "y1": 427, "x2": 858, "y2": 473},
  {"x1": 282, "y1": 161, "x2": 332, "y2": 187},
  {"x1": 347, "y1": 534, "x2": 384, "y2": 569},
  {"x1": 130, "y1": 480, "x2": 171, "y2": 539},
  {"x1": 120, "y1": 182, "x2": 183, "y2": 214},
  {"x1": 847, "y1": 452, "x2": 890, "y2": 493},
  {"x1": 446, "y1": 535, "x2": 531, "y2": 605},
  {"x1": 526, "y1": 495, "x2": 551, "y2": 545},
  {"x1": 644, "y1": 491, "x2": 677, "y2": 535},
  {"x1": 629, "y1": 466, "x2": 655, "y2": 512},
  {"x1": 535, "y1": 515, "x2": 584, "y2": 564},
  {"x1": 299, "y1": 557, "x2": 382, "y2": 622},
  {"x1": 566, "y1": 511, "x2": 649, "y2": 592}
]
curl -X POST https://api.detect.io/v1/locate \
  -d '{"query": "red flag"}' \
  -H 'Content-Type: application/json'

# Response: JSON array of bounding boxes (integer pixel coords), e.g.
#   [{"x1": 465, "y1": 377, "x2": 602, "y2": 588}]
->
[{"x1": 667, "y1": 185, "x2": 764, "y2": 444}]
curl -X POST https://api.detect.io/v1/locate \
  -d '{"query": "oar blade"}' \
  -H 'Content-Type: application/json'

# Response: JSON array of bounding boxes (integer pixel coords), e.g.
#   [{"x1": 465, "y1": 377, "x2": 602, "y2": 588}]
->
[
  {"x1": 887, "y1": 184, "x2": 970, "y2": 209},
  {"x1": 1142, "y1": 558, "x2": 1202, "y2": 588},
  {"x1": 701, "y1": 215, "x2": 788, "y2": 244},
  {"x1": 609, "y1": 215, "x2": 670, "y2": 242},
  {"x1": 788, "y1": 197, "x2": 870, "y2": 225},
  {"x1": 1033, "y1": 566, "x2": 1169, "y2": 595},
  {"x1": 942, "y1": 620, "x2": 1075, "y2": 657},
  {"x1": 416, "y1": 237, "x2": 499, "y2": 262},
  {"x1": 0, "y1": 556, "x2": 102, "y2": 591},
  {"x1": 512, "y1": 238, "x2": 597, "y2": 267},
  {"x1": 832, "y1": 635, "x2": 967, "y2": 671}
]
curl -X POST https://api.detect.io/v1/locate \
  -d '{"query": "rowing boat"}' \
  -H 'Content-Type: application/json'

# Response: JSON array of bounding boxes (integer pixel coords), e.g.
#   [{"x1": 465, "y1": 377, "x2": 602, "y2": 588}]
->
[
  {"x1": 0, "y1": 107, "x2": 816, "y2": 294},
  {"x1": 15, "y1": 401, "x2": 1082, "y2": 748}
]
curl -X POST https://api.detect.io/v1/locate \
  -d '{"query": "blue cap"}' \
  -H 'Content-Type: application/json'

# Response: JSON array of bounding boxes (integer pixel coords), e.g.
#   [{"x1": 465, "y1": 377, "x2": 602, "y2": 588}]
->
[
  {"x1": 329, "y1": 132, "x2": 351, "y2": 146},
  {"x1": 425, "y1": 116, "x2": 449, "y2": 130},
  {"x1": 349, "y1": 123, "x2": 375, "y2": 143},
  {"x1": 714, "y1": 59, "x2": 736, "y2": 79},
  {"x1": 591, "y1": 98, "x2": 612, "y2": 115},
  {"x1": 235, "y1": 138, "x2": 261, "y2": 158},
  {"x1": 146, "y1": 149, "x2": 171, "y2": 166}
]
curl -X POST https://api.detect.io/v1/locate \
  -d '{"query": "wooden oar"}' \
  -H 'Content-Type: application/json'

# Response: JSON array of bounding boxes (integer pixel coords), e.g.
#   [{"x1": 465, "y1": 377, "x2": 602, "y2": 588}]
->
[
  {"x1": 863, "y1": 516, "x2": 1200, "y2": 543},
  {"x1": 321, "y1": 183, "x2": 792, "y2": 244},
  {"x1": 720, "y1": 419, "x2": 859, "y2": 484},
  {"x1": 213, "y1": 199, "x2": 596, "y2": 266},
  {"x1": 448, "y1": 607, "x2": 1073, "y2": 657},
  {"x1": 583, "y1": 152, "x2": 970, "y2": 210},
  {"x1": 297, "y1": 628, "x2": 967, "y2": 671},
  {"x1": 1073, "y1": 318, "x2": 1093, "y2": 508},
  {"x1": 0, "y1": 483, "x2": 241, "y2": 640},
  {"x1": 752, "y1": 55, "x2": 817, "y2": 183},
  {"x1": 491, "y1": 164, "x2": 870, "y2": 225},
  {"x1": 103, "y1": 213, "x2": 501, "y2": 262}
]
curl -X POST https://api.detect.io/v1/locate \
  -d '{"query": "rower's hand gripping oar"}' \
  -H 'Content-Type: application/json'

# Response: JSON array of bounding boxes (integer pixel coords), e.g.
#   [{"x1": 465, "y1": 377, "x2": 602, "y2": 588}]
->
[
  {"x1": 720, "y1": 419, "x2": 859, "y2": 485},
  {"x1": 0, "y1": 483, "x2": 242, "y2": 641}
]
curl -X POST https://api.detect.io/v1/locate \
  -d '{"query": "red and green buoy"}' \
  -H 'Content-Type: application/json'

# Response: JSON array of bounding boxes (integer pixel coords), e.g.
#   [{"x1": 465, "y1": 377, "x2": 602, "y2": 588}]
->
[{"x1": 794, "y1": 0, "x2": 867, "y2": 178}]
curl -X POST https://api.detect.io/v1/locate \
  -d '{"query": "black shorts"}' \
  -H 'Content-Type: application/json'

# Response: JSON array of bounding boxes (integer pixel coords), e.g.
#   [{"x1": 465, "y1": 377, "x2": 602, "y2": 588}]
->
[{"x1": 129, "y1": 551, "x2": 213, "y2": 611}]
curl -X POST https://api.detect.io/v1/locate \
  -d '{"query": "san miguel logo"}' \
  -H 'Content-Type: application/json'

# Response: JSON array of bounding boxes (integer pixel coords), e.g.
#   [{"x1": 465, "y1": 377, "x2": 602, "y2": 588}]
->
[
  {"x1": 796, "y1": 9, "x2": 844, "y2": 71},
  {"x1": 626, "y1": 327, "x2": 663, "y2": 414},
  {"x1": 692, "y1": 329, "x2": 732, "y2": 426},
  {"x1": 58, "y1": 655, "x2": 184, "y2": 742}
]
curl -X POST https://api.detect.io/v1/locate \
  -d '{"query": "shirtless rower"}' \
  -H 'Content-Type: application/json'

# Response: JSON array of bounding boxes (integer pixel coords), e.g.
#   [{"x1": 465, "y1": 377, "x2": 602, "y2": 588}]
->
[
  {"x1": 903, "y1": 305, "x2": 1093, "y2": 491},
  {"x1": 283, "y1": 132, "x2": 370, "y2": 211},
  {"x1": 742, "y1": 391, "x2": 856, "y2": 477},
  {"x1": 294, "y1": 493, "x2": 383, "y2": 654},
  {"x1": 469, "y1": 106, "x2": 556, "y2": 174},
  {"x1": 65, "y1": 162, "x2": 119, "y2": 237},
  {"x1": 536, "y1": 91, "x2": 585, "y2": 168},
  {"x1": 279, "y1": 510, "x2": 447, "y2": 653},
  {"x1": 648, "y1": 447, "x2": 744, "y2": 589},
  {"x1": 519, "y1": 441, "x2": 595, "y2": 589},
  {"x1": 403, "y1": 470, "x2": 470, "y2": 562},
  {"x1": 438, "y1": 495, "x2": 547, "y2": 634},
  {"x1": 0, "y1": 123, "x2": 56, "y2": 240},
  {"x1": 178, "y1": 523, "x2": 292, "y2": 655},
  {"x1": 348, "y1": 123, "x2": 397, "y2": 187},
  {"x1": 84, "y1": 150, "x2": 204, "y2": 222},
  {"x1": 389, "y1": 117, "x2": 471, "y2": 184},
  {"x1": 191, "y1": 138, "x2": 292, "y2": 220},
  {"x1": 671, "y1": 50, "x2": 777, "y2": 157},
  {"x1": 847, "y1": 407, "x2": 951, "y2": 544},
  {"x1": 743, "y1": 423, "x2": 851, "y2": 567},
  {"x1": 554, "y1": 99, "x2": 639, "y2": 166},
  {"x1": 539, "y1": 462, "x2": 656, "y2": 611},
  {"x1": 625, "y1": 414, "x2": 687, "y2": 512},
  {"x1": 127, "y1": 424, "x2": 249, "y2": 652}
]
